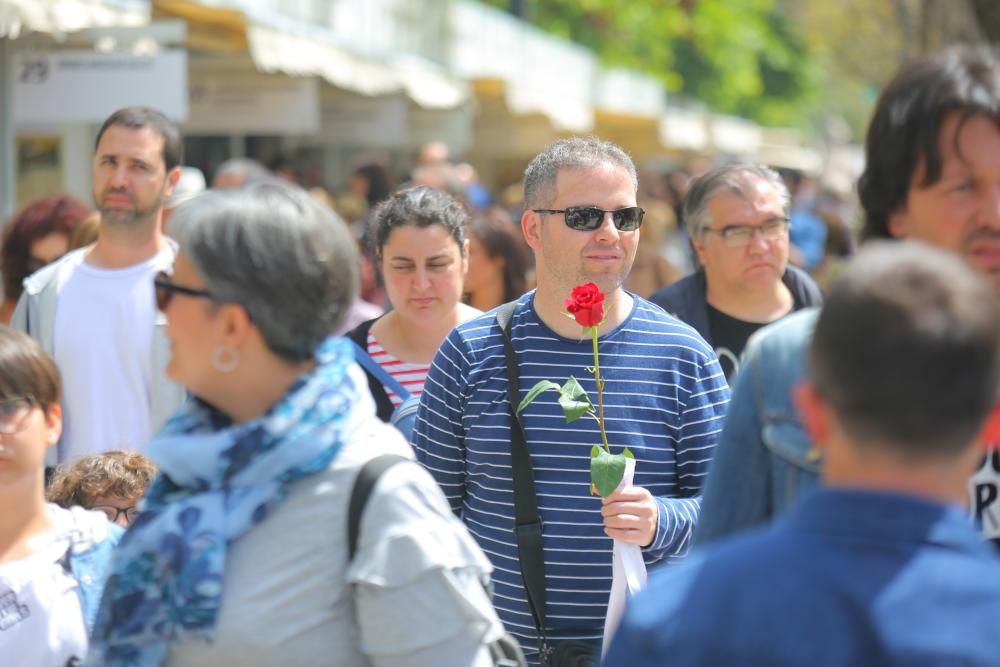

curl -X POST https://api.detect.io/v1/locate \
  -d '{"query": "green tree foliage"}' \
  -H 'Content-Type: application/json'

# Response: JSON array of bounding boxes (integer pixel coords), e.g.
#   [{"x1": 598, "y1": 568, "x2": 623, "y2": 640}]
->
[{"x1": 480, "y1": 0, "x2": 820, "y2": 126}]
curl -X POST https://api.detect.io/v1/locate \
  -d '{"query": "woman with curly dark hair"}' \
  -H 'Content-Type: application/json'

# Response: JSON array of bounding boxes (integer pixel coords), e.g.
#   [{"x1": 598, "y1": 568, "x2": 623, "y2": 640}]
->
[
  {"x1": 0, "y1": 195, "x2": 92, "y2": 322},
  {"x1": 47, "y1": 450, "x2": 157, "y2": 527}
]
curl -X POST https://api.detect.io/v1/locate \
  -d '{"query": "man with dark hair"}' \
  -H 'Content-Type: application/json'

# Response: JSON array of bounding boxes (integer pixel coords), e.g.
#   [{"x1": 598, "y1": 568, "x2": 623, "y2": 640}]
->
[
  {"x1": 12, "y1": 106, "x2": 185, "y2": 465},
  {"x1": 650, "y1": 163, "x2": 822, "y2": 381},
  {"x1": 604, "y1": 241, "x2": 1000, "y2": 666},
  {"x1": 694, "y1": 45, "x2": 1000, "y2": 547},
  {"x1": 413, "y1": 137, "x2": 729, "y2": 663}
]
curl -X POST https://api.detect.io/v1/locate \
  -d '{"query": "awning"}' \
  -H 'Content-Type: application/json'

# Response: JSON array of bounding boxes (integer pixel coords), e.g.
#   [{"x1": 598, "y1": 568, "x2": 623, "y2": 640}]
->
[
  {"x1": 247, "y1": 25, "x2": 467, "y2": 109},
  {"x1": 154, "y1": 0, "x2": 468, "y2": 109},
  {"x1": 451, "y1": 1, "x2": 594, "y2": 133},
  {"x1": 0, "y1": 0, "x2": 149, "y2": 38}
]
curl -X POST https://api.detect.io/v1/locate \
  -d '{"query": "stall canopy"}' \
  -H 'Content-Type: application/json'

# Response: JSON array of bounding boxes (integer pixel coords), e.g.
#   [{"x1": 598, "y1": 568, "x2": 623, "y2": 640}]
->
[
  {"x1": 155, "y1": 0, "x2": 468, "y2": 110},
  {"x1": 0, "y1": 0, "x2": 149, "y2": 37}
]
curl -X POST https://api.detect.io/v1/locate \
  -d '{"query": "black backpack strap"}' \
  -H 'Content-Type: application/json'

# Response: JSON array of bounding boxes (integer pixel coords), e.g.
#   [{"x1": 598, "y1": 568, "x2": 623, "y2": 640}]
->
[
  {"x1": 495, "y1": 301, "x2": 550, "y2": 655},
  {"x1": 345, "y1": 317, "x2": 396, "y2": 422},
  {"x1": 347, "y1": 454, "x2": 410, "y2": 561}
]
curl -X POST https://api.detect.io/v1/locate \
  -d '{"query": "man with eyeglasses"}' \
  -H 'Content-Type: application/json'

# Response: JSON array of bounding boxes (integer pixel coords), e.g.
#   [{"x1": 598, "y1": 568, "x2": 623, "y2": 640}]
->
[
  {"x1": 650, "y1": 163, "x2": 823, "y2": 382},
  {"x1": 412, "y1": 137, "x2": 730, "y2": 664},
  {"x1": 694, "y1": 45, "x2": 1000, "y2": 551},
  {"x1": 11, "y1": 106, "x2": 186, "y2": 467}
]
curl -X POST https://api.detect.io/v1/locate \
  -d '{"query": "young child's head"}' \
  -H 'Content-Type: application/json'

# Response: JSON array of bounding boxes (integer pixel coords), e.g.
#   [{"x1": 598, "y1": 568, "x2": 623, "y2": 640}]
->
[{"x1": 47, "y1": 450, "x2": 157, "y2": 527}]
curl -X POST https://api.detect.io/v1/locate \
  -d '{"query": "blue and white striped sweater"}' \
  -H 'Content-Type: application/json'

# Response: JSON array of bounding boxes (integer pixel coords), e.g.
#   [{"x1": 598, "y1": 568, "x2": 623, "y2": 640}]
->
[{"x1": 412, "y1": 292, "x2": 730, "y2": 660}]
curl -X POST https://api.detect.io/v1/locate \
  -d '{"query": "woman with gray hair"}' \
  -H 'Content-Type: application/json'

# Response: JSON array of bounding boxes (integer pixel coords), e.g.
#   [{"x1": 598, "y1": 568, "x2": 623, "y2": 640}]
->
[{"x1": 85, "y1": 183, "x2": 507, "y2": 667}]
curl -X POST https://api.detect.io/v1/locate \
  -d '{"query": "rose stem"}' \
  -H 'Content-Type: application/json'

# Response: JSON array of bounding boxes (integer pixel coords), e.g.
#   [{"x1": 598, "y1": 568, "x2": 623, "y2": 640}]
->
[{"x1": 592, "y1": 324, "x2": 611, "y2": 453}]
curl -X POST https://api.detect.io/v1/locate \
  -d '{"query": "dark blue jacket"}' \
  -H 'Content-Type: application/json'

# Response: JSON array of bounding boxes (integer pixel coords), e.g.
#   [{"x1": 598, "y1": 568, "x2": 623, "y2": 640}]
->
[{"x1": 648, "y1": 265, "x2": 823, "y2": 346}]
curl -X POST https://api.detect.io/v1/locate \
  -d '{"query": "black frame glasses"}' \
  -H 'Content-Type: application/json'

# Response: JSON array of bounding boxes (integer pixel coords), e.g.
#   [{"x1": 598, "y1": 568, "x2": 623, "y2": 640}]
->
[
  {"x1": 533, "y1": 206, "x2": 645, "y2": 232},
  {"x1": 703, "y1": 218, "x2": 791, "y2": 248},
  {"x1": 0, "y1": 397, "x2": 34, "y2": 435},
  {"x1": 154, "y1": 271, "x2": 214, "y2": 311},
  {"x1": 91, "y1": 504, "x2": 140, "y2": 524}
]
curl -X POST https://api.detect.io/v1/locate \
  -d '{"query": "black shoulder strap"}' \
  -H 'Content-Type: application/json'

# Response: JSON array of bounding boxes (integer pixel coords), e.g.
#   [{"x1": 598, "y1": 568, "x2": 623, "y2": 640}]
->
[
  {"x1": 495, "y1": 301, "x2": 550, "y2": 652},
  {"x1": 347, "y1": 454, "x2": 409, "y2": 561},
  {"x1": 346, "y1": 318, "x2": 396, "y2": 422}
]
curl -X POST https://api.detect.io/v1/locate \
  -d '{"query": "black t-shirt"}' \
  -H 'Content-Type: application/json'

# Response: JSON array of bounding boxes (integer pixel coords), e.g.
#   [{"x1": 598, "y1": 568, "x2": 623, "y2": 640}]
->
[{"x1": 707, "y1": 304, "x2": 770, "y2": 382}]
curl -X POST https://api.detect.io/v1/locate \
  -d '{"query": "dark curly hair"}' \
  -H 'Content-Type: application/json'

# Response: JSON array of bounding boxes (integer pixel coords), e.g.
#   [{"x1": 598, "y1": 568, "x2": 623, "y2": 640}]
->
[
  {"x1": 1, "y1": 195, "x2": 91, "y2": 302},
  {"x1": 366, "y1": 185, "x2": 469, "y2": 258},
  {"x1": 47, "y1": 450, "x2": 157, "y2": 508}
]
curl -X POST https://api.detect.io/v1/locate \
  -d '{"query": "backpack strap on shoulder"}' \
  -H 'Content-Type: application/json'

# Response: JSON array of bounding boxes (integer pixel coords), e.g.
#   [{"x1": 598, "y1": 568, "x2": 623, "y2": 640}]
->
[
  {"x1": 349, "y1": 340, "x2": 412, "y2": 400},
  {"x1": 347, "y1": 454, "x2": 410, "y2": 561}
]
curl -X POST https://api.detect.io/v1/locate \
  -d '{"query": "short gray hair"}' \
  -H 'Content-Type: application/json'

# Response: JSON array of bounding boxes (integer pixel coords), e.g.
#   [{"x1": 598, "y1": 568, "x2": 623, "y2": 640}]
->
[
  {"x1": 168, "y1": 183, "x2": 359, "y2": 362},
  {"x1": 522, "y1": 137, "x2": 638, "y2": 208},
  {"x1": 683, "y1": 163, "x2": 790, "y2": 237},
  {"x1": 211, "y1": 158, "x2": 269, "y2": 188}
]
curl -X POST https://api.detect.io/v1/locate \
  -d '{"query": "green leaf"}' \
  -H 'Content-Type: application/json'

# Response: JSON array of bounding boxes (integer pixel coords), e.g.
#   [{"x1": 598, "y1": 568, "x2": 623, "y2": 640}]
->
[
  {"x1": 623, "y1": 447, "x2": 634, "y2": 459},
  {"x1": 590, "y1": 449, "x2": 628, "y2": 498},
  {"x1": 557, "y1": 376, "x2": 594, "y2": 423},
  {"x1": 517, "y1": 380, "x2": 561, "y2": 414},
  {"x1": 591, "y1": 445, "x2": 602, "y2": 458}
]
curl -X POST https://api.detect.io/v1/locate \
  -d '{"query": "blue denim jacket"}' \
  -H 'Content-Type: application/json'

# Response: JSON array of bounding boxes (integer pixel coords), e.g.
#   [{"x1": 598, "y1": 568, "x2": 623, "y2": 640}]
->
[
  {"x1": 70, "y1": 523, "x2": 122, "y2": 631},
  {"x1": 694, "y1": 308, "x2": 820, "y2": 546}
]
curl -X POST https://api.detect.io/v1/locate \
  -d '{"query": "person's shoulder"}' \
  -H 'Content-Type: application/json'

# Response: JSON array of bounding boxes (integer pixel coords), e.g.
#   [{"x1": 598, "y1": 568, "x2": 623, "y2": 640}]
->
[
  {"x1": 447, "y1": 295, "x2": 531, "y2": 354},
  {"x1": 20, "y1": 247, "x2": 88, "y2": 296},
  {"x1": 649, "y1": 271, "x2": 702, "y2": 311},
  {"x1": 744, "y1": 307, "x2": 819, "y2": 363},
  {"x1": 782, "y1": 265, "x2": 824, "y2": 307},
  {"x1": 629, "y1": 295, "x2": 716, "y2": 357}
]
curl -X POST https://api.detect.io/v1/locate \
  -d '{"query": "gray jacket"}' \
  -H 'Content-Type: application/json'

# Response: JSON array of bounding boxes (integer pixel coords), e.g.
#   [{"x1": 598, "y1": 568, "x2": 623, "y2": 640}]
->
[{"x1": 10, "y1": 246, "x2": 185, "y2": 466}]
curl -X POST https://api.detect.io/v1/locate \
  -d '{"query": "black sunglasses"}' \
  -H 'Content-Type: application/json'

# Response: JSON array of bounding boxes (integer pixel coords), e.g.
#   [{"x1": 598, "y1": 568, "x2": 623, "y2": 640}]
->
[
  {"x1": 153, "y1": 271, "x2": 214, "y2": 311},
  {"x1": 532, "y1": 206, "x2": 645, "y2": 232}
]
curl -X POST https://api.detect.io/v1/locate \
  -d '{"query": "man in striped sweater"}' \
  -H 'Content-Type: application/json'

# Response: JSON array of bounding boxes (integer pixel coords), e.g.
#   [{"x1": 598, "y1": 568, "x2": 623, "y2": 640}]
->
[{"x1": 412, "y1": 137, "x2": 730, "y2": 664}]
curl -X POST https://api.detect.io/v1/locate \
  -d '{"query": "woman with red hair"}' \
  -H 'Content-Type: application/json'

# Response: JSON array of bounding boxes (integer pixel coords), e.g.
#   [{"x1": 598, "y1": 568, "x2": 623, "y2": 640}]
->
[{"x1": 1, "y1": 195, "x2": 92, "y2": 323}]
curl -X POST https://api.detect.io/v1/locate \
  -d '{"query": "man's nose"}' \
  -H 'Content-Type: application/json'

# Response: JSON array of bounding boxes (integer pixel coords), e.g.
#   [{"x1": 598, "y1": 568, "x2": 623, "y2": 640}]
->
[
  {"x1": 108, "y1": 165, "x2": 129, "y2": 188},
  {"x1": 594, "y1": 211, "x2": 622, "y2": 241},
  {"x1": 981, "y1": 185, "x2": 1000, "y2": 228},
  {"x1": 747, "y1": 226, "x2": 770, "y2": 250}
]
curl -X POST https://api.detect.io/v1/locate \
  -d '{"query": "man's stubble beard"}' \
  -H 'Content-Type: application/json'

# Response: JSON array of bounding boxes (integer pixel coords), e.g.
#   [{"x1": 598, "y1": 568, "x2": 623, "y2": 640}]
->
[{"x1": 95, "y1": 188, "x2": 166, "y2": 230}]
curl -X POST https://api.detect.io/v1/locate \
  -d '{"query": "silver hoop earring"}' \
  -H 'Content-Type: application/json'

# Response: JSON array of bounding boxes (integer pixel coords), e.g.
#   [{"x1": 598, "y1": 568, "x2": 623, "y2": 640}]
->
[{"x1": 212, "y1": 346, "x2": 240, "y2": 373}]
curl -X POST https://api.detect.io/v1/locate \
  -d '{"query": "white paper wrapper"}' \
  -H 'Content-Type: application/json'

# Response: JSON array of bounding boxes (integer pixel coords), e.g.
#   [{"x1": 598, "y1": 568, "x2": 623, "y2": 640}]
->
[{"x1": 602, "y1": 456, "x2": 648, "y2": 657}]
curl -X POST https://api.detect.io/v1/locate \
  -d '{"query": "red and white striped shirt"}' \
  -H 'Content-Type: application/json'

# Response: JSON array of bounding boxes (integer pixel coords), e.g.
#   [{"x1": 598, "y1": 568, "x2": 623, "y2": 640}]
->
[{"x1": 366, "y1": 332, "x2": 431, "y2": 407}]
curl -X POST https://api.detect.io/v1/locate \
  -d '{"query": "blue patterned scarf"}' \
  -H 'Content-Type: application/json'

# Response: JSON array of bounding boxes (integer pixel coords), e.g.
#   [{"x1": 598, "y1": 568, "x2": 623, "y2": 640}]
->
[{"x1": 86, "y1": 337, "x2": 370, "y2": 667}]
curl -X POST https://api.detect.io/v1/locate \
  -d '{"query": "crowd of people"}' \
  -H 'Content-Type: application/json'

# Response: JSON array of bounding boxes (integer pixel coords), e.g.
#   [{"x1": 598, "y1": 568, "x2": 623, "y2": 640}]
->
[{"x1": 2, "y1": 43, "x2": 1000, "y2": 667}]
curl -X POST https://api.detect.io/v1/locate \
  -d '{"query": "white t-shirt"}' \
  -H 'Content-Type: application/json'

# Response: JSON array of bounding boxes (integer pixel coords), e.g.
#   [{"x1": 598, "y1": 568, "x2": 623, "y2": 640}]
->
[
  {"x1": 0, "y1": 509, "x2": 94, "y2": 667},
  {"x1": 53, "y1": 249, "x2": 173, "y2": 461}
]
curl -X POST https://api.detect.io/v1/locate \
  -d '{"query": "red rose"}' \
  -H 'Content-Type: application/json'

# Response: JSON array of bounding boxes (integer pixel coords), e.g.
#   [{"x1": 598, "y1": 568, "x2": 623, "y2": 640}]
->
[{"x1": 564, "y1": 283, "x2": 605, "y2": 328}]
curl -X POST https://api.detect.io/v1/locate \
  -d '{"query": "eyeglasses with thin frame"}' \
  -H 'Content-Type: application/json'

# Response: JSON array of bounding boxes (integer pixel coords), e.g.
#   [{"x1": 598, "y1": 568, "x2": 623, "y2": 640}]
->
[
  {"x1": 703, "y1": 217, "x2": 791, "y2": 248},
  {"x1": 91, "y1": 504, "x2": 140, "y2": 525},
  {"x1": 0, "y1": 397, "x2": 34, "y2": 435},
  {"x1": 154, "y1": 271, "x2": 214, "y2": 311},
  {"x1": 532, "y1": 206, "x2": 645, "y2": 232}
]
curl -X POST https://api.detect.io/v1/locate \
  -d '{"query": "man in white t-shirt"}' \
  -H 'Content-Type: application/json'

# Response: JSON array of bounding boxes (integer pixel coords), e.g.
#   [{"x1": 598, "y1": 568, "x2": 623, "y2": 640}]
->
[{"x1": 12, "y1": 106, "x2": 186, "y2": 464}]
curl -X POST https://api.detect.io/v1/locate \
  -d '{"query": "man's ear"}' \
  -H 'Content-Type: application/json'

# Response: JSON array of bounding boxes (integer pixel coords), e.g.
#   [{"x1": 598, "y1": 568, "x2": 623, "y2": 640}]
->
[
  {"x1": 690, "y1": 231, "x2": 708, "y2": 267},
  {"x1": 521, "y1": 208, "x2": 543, "y2": 251},
  {"x1": 164, "y1": 166, "x2": 182, "y2": 198},
  {"x1": 461, "y1": 238, "x2": 470, "y2": 276},
  {"x1": 793, "y1": 381, "x2": 830, "y2": 447}
]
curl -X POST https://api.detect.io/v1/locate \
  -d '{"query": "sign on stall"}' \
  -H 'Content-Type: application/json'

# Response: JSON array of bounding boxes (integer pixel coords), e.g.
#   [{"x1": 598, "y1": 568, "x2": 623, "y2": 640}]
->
[
  {"x1": 186, "y1": 71, "x2": 319, "y2": 135},
  {"x1": 13, "y1": 49, "x2": 187, "y2": 125}
]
